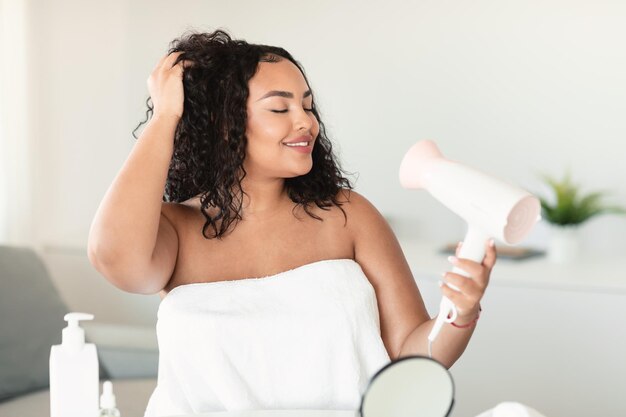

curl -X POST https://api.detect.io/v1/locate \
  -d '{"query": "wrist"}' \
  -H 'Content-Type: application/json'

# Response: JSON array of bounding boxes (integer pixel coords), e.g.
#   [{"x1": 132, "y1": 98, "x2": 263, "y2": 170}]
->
[
  {"x1": 152, "y1": 112, "x2": 181, "y2": 125},
  {"x1": 449, "y1": 304, "x2": 482, "y2": 328}
]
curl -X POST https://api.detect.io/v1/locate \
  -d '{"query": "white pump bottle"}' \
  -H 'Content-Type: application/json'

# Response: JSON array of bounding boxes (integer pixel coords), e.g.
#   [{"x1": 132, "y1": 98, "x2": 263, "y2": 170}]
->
[{"x1": 49, "y1": 312, "x2": 100, "y2": 417}]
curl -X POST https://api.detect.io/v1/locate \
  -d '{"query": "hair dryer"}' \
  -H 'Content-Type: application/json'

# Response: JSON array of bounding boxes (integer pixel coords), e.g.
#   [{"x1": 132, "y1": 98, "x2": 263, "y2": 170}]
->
[{"x1": 399, "y1": 140, "x2": 541, "y2": 348}]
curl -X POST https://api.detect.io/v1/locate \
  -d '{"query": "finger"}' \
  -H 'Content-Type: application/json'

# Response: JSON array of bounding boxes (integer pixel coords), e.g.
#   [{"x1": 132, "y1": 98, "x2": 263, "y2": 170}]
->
[
  {"x1": 443, "y1": 272, "x2": 484, "y2": 297},
  {"x1": 152, "y1": 53, "x2": 171, "y2": 72},
  {"x1": 440, "y1": 284, "x2": 475, "y2": 313},
  {"x1": 440, "y1": 282, "x2": 463, "y2": 302},
  {"x1": 440, "y1": 281, "x2": 483, "y2": 314},
  {"x1": 483, "y1": 239, "x2": 497, "y2": 270},
  {"x1": 180, "y1": 59, "x2": 194, "y2": 69},
  {"x1": 150, "y1": 52, "x2": 183, "y2": 79},
  {"x1": 163, "y1": 51, "x2": 185, "y2": 70},
  {"x1": 455, "y1": 241, "x2": 462, "y2": 257},
  {"x1": 448, "y1": 256, "x2": 486, "y2": 284}
]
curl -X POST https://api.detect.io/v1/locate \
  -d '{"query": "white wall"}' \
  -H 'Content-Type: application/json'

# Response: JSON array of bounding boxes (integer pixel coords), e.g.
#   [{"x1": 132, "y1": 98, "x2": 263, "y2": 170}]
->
[
  {"x1": 0, "y1": 0, "x2": 34, "y2": 245},
  {"x1": 26, "y1": 0, "x2": 132, "y2": 248},
  {"x1": 21, "y1": 0, "x2": 626, "y2": 255}
]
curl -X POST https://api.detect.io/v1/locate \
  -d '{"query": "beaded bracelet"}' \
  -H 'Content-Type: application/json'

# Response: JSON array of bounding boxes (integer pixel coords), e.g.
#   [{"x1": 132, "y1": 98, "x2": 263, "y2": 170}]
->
[{"x1": 449, "y1": 305, "x2": 482, "y2": 329}]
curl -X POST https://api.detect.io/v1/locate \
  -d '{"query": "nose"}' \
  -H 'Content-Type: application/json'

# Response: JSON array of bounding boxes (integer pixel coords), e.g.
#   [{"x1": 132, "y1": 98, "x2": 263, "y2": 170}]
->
[{"x1": 293, "y1": 107, "x2": 314, "y2": 132}]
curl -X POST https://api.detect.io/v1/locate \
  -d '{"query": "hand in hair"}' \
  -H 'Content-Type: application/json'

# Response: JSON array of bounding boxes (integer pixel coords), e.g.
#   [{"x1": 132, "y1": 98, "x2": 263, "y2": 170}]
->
[{"x1": 147, "y1": 51, "x2": 190, "y2": 121}]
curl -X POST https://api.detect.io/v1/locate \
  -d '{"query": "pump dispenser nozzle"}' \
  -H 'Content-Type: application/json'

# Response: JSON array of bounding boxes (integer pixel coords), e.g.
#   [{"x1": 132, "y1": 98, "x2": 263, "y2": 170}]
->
[
  {"x1": 99, "y1": 380, "x2": 121, "y2": 416},
  {"x1": 62, "y1": 312, "x2": 94, "y2": 351}
]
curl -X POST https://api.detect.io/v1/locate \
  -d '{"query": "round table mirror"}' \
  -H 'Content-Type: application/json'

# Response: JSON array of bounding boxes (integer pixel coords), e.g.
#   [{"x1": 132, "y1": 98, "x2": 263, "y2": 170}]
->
[{"x1": 360, "y1": 355, "x2": 454, "y2": 417}]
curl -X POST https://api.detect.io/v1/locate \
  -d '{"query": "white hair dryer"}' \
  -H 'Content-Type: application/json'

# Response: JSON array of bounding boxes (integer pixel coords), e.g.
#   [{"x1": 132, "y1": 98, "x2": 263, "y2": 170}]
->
[{"x1": 399, "y1": 140, "x2": 541, "y2": 349}]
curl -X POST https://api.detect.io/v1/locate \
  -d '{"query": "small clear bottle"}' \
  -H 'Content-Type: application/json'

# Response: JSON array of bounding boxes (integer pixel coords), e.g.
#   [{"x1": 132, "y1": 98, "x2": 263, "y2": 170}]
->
[{"x1": 99, "y1": 380, "x2": 121, "y2": 417}]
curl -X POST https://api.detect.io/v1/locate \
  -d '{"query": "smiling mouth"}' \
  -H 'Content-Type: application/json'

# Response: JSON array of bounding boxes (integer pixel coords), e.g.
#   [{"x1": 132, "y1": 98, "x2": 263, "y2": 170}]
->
[{"x1": 283, "y1": 141, "x2": 311, "y2": 147}]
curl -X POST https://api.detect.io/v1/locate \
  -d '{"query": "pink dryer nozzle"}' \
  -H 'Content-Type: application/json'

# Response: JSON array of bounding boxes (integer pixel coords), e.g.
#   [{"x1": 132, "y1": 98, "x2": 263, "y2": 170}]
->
[{"x1": 399, "y1": 140, "x2": 444, "y2": 189}]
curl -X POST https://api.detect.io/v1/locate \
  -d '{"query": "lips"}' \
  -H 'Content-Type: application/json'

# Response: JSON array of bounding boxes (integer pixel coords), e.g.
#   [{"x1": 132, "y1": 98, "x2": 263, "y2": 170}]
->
[
  {"x1": 282, "y1": 135, "x2": 314, "y2": 153},
  {"x1": 283, "y1": 141, "x2": 311, "y2": 147},
  {"x1": 283, "y1": 135, "x2": 313, "y2": 144}
]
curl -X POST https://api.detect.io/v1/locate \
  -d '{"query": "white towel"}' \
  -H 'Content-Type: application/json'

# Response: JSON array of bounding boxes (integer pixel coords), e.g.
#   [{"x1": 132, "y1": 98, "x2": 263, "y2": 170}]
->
[{"x1": 144, "y1": 259, "x2": 391, "y2": 417}]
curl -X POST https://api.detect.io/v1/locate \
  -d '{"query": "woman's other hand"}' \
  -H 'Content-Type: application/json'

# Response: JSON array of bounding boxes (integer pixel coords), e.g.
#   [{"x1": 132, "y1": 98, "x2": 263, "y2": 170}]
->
[
  {"x1": 440, "y1": 239, "x2": 497, "y2": 325},
  {"x1": 147, "y1": 51, "x2": 187, "y2": 121}
]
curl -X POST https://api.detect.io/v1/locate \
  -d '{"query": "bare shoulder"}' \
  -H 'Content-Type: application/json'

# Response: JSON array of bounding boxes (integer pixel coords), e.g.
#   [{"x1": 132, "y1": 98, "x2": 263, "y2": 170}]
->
[
  {"x1": 336, "y1": 189, "x2": 389, "y2": 233},
  {"x1": 336, "y1": 188, "x2": 380, "y2": 211},
  {"x1": 332, "y1": 188, "x2": 397, "y2": 260},
  {"x1": 336, "y1": 189, "x2": 405, "y2": 279}
]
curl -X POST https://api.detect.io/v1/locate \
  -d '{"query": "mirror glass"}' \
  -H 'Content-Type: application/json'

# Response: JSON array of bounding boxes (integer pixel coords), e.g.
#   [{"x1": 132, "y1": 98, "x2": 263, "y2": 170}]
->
[{"x1": 360, "y1": 355, "x2": 454, "y2": 417}]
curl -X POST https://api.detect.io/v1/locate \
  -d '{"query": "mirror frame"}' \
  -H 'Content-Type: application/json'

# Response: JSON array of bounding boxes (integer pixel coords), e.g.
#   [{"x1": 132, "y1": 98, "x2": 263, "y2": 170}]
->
[{"x1": 359, "y1": 355, "x2": 455, "y2": 417}]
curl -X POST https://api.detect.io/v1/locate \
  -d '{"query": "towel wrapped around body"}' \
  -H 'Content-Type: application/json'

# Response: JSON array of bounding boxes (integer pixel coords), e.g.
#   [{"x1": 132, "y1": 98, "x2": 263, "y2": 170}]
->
[{"x1": 144, "y1": 259, "x2": 391, "y2": 417}]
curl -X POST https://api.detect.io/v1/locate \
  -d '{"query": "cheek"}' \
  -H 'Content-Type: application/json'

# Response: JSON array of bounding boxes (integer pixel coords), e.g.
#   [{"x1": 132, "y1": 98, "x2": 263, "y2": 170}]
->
[{"x1": 247, "y1": 113, "x2": 290, "y2": 142}]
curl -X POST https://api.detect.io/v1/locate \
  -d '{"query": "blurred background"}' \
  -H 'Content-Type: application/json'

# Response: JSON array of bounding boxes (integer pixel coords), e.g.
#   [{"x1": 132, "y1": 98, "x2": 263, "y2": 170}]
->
[
  {"x1": 3, "y1": 0, "x2": 626, "y2": 252},
  {"x1": 1, "y1": 1, "x2": 625, "y2": 416}
]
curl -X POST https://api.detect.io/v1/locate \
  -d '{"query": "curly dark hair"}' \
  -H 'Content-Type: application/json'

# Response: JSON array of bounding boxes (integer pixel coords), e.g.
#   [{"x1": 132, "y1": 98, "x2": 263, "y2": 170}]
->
[{"x1": 133, "y1": 29, "x2": 354, "y2": 239}]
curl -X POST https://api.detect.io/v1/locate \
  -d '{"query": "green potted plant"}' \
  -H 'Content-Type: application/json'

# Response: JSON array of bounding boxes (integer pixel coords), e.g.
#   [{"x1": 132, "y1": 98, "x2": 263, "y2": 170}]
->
[{"x1": 537, "y1": 171, "x2": 626, "y2": 263}]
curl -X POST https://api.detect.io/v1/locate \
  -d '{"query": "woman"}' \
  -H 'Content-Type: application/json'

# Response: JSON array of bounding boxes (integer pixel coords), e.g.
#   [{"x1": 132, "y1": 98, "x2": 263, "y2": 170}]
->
[{"x1": 88, "y1": 30, "x2": 496, "y2": 416}]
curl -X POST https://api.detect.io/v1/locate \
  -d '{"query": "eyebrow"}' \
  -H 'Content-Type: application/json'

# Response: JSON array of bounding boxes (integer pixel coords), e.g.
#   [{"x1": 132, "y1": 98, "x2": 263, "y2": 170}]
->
[{"x1": 257, "y1": 89, "x2": 312, "y2": 101}]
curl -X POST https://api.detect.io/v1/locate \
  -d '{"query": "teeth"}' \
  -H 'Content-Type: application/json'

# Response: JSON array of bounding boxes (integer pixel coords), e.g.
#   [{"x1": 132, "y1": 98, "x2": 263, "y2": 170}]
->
[{"x1": 285, "y1": 142, "x2": 309, "y2": 147}]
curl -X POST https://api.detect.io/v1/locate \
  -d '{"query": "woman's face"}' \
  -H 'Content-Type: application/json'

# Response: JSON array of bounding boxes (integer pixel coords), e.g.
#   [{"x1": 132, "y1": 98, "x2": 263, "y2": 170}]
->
[{"x1": 244, "y1": 58, "x2": 320, "y2": 179}]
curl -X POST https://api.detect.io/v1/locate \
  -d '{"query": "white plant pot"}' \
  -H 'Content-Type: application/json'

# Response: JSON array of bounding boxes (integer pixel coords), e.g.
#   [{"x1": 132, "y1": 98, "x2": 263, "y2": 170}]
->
[{"x1": 548, "y1": 225, "x2": 581, "y2": 264}]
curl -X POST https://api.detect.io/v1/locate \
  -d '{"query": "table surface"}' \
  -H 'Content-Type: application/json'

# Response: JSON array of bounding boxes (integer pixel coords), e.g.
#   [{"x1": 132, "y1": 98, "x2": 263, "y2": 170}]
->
[
  {"x1": 399, "y1": 239, "x2": 626, "y2": 294},
  {"x1": 170, "y1": 411, "x2": 358, "y2": 417}
]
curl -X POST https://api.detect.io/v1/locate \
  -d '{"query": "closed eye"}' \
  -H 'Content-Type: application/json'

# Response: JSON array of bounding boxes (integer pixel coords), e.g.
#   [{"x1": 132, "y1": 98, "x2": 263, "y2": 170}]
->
[{"x1": 271, "y1": 108, "x2": 314, "y2": 113}]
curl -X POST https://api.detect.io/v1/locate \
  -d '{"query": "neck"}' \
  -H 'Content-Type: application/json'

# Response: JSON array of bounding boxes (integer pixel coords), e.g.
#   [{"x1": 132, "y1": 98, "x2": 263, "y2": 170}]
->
[{"x1": 238, "y1": 175, "x2": 290, "y2": 218}]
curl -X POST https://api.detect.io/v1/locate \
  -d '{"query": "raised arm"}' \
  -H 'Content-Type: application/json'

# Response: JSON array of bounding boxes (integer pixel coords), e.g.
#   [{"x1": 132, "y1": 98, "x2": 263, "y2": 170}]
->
[{"x1": 87, "y1": 52, "x2": 186, "y2": 294}]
